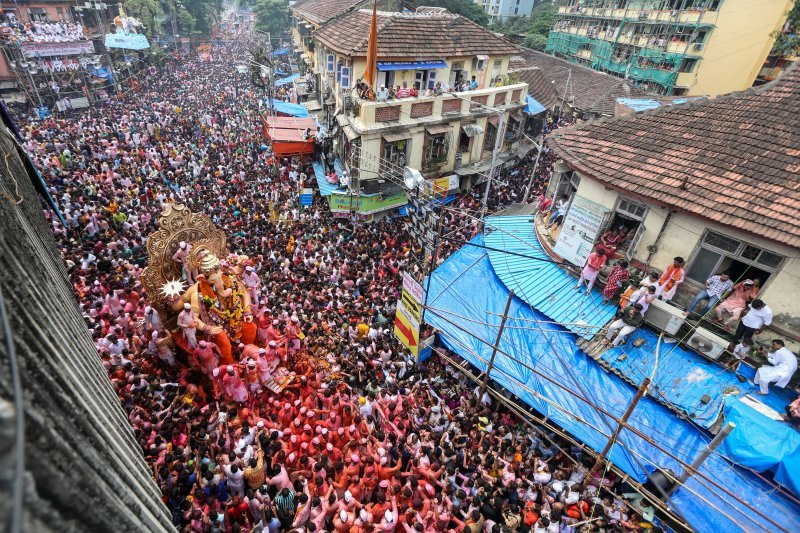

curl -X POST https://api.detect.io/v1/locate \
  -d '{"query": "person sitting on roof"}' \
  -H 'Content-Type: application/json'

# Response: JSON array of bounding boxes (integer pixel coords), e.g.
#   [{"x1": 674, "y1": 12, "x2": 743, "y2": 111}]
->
[
  {"x1": 654, "y1": 256, "x2": 685, "y2": 303},
  {"x1": 603, "y1": 304, "x2": 644, "y2": 347},
  {"x1": 396, "y1": 81, "x2": 410, "y2": 98},
  {"x1": 376, "y1": 85, "x2": 389, "y2": 102},
  {"x1": 712, "y1": 278, "x2": 759, "y2": 330},
  {"x1": 753, "y1": 339, "x2": 797, "y2": 395}
]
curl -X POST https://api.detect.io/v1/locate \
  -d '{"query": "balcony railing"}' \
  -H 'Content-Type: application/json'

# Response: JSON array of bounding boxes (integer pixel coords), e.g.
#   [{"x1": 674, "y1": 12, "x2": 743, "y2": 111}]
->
[
  {"x1": 351, "y1": 83, "x2": 528, "y2": 129},
  {"x1": 557, "y1": 5, "x2": 715, "y2": 25}
]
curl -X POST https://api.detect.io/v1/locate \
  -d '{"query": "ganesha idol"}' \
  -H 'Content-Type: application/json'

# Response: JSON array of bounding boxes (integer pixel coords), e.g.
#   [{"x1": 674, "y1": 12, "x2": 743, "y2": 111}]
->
[
  {"x1": 165, "y1": 246, "x2": 257, "y2": 363},
  {"x1": 140, "y1": 204, "x2": 258, "y2": 364}
]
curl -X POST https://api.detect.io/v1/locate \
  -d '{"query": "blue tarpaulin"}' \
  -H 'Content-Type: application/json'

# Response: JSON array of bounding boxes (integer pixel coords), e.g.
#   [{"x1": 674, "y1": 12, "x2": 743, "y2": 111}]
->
[
  {"x1": 721, "y1": 398, "x2": 800, "y2": 495},
  {"x1": 484, "y1": 216, "x2": 617, "y2": 340},
  {"x1": 264, "y1": 99, "x2": 309, "y2": 117},
  {"x1": 424, "y1": 233, "x2": 800, "y2": 532},
  {"x1": 274, "y1": 73, "x2": 300, "y2": 86},
  {"x1": 616, "y1": 97, "x2": 703, "y2": 112},
  {"x1": 377, "y1": 60, "x2": 448, "y2": 71},
  {"x1": 104, "y1": 31, "x2": 150, "y2": 50},
  {"x1": 312, "y1": 158, "x2": 347, "y2": 196},
  {"x1": 271, "y1": 47, "x2": 290, "y2": 56},
  {"x1": 525, "y1": 95, "x2": 547, "y2": 114}
]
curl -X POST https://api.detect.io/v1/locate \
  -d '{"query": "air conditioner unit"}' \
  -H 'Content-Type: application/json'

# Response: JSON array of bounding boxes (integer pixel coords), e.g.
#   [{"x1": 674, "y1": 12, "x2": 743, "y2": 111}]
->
[
  {"x1": 686, "y1": 327, "x2": 728, "y2": 361},
  {"x1": 643, "y1": 298, "x2": 685, "y2": 336},
  {"x1": 693, "y1": 42, "x2": 704, "y2": 51}
]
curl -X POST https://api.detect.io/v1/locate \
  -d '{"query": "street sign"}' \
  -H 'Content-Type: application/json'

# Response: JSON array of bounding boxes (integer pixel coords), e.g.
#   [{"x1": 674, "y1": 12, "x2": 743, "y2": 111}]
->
[
  {"x1": 299, "y1": 187, "x2": 314, "y2": 206},
  {"x1": 394, "y1": 304, "x2": 419, "y2": 356}
]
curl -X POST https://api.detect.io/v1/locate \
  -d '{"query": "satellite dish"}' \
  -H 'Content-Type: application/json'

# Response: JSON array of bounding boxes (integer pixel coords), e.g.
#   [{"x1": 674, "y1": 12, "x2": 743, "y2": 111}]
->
[{"x1": 403, "y1": 167, "x2": 423, "y2": 190}]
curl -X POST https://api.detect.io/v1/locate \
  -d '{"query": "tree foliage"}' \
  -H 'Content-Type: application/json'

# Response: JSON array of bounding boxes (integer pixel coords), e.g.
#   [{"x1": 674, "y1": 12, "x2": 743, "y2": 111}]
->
[
  {"x1": 490, "y1": 1, "x2": 557, "y2": 49},
  {"x1": 410, "y1": 0, "x2": 490, "y2": 27},
  {"x1": 770, "y1": 0, "x2": 800, "y2": 57},
  {"x1": 122, "y1": 0, "x2": 165, "y2": 36},
  {"x1": 524, "y1": 32, "x2": 549, "y2": 51},
  {"x1": 254, "y1": 0, "x2": 289, "y2": 36},
  {"x1": 123, "y1": 0, "x2": 222, "y2": 36}
]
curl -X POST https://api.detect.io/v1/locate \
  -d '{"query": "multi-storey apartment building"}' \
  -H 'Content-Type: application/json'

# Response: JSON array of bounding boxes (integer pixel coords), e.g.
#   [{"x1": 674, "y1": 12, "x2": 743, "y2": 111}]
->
[
  {"x1": 308, "y1": 8, "x2": 528, "y2": 217},
  {"x1": 545, "y1": 0, "x2": 792, "y2": 96},
  {"x1": 475, "y1": 0, "x2": 536, "y2": 23}
]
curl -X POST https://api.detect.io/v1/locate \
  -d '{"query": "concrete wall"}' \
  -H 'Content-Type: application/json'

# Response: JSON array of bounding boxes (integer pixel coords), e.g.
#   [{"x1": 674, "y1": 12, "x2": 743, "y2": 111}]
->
[
  {"x1": 570, "y1": 171, "x2": 800, "y2": 336},
  {"x1": 0, "y1": 128, "x2": 172, "y2": 531},
  {"x1": 687, "y1": 0, "x2": 792, "y2": 96}
]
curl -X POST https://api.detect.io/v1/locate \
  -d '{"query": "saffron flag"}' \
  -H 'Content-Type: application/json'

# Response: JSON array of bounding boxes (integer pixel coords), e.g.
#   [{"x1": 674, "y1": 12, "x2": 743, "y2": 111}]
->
[{"x1": 364, "y1": 0, "x2": 378, "y2": 92}]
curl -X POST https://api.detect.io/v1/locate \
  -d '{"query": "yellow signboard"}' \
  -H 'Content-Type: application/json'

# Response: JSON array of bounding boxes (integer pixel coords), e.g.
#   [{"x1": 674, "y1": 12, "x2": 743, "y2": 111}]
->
[{"x1": 394, "y1": 304, "x2": 419, "y2": 357}]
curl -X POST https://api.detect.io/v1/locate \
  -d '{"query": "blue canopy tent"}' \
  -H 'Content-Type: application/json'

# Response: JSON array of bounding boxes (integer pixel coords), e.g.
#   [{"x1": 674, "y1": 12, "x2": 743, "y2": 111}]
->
[
  {"x1": 274, "y1": 73, "x2": 300, "y2": 86},
  {"x1": 264, "y1": 99, "x2": 310, "y2": 117},
  {"x1": 270, "y1": 47, "x2": 290, "y2": 56},
  {"x1": 525, "y1": 95, "x2": 547, "y2": 115}
]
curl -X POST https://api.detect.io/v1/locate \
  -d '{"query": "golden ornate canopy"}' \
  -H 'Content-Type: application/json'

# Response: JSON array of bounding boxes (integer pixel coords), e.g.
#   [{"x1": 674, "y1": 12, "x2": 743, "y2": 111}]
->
[{"x1": 141, "y1": 203, "x2": 227, "y2": 319}]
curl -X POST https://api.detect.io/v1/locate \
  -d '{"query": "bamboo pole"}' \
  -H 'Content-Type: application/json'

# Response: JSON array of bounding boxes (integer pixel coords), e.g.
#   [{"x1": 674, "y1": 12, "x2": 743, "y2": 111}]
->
[{"x1": 480, "y1": 290, "x2": 514, "y2": 398}]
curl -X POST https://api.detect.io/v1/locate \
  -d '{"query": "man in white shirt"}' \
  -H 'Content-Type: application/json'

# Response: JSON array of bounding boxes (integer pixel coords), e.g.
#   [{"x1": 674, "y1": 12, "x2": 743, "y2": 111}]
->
[
  {"x1": 732, "y1": 299, "x2": 772, "y2": 346},
  {"x1": 754, "y1": 340, "x2": 798, "y2": 395}
]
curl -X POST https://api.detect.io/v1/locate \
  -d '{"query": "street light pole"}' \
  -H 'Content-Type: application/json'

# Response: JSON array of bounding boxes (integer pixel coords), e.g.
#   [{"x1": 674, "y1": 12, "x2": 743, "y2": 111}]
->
[
  {"x1": 521, "y1": 126, "x2": 545, "y2": 204},
  {"x1": 480, "y1": 110, "x2": 504, "y2": 224}
]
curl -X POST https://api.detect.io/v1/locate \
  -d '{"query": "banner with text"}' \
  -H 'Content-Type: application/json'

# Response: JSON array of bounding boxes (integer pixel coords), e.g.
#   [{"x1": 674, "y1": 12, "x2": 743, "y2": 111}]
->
[
  {"x1": 553, "y1": 194, "x2": 610, "y2": 267},
  {"x1": 21, "y1": 41, "x2": 94, "y2": 58}
]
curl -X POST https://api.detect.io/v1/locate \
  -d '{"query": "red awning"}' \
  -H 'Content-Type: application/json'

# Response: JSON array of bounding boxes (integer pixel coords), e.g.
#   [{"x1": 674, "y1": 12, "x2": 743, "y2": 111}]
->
[
  {"x1": 263, "y1": 116, "x2": 317, "y2": 156},
  {"x1": 272, "y1": 141, "x2": 314, "y2": 157}
]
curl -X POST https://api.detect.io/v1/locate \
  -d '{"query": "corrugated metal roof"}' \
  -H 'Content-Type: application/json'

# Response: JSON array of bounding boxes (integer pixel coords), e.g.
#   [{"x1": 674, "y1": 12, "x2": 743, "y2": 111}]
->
[
  {"x1": 312, "y1": 158, "x2": 348, "y2": 197},
  {"x1": 484, "y1": 215, "x2": 617, "y2": 339}
]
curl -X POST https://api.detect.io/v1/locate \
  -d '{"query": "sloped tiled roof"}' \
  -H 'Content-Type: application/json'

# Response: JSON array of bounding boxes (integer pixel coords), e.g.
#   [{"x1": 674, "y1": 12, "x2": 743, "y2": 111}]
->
[
  {"x1": 509, "y1": 67, "x2": 559, "y2": 110},
  {"x1": 314, "y1": 10, "x2": 520, "y2": 59},
  {"x1": 291, "y1": 0, "x2": 364, "y2": 25},
  {"x1": 547, "y1": 65, "x2": 800, "y2": 249},
  {"x1": 510, "y1": 48, "x2": 650, "y2": 115}
]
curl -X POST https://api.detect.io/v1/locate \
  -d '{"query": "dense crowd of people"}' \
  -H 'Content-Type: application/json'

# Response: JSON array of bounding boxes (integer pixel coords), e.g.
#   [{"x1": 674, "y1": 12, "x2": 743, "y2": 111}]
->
[{"x1": 22, "y1": 30, "x2": 664, "y2": 533}]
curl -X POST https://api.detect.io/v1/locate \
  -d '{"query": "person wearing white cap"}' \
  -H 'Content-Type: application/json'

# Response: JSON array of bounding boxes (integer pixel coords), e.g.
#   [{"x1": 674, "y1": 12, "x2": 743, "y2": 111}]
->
[
  {"x1": 193, "y1": 339, "x2": 219, "y2": 376},
  {"x1": 378, "y1": 499, "x2": 399, "y2": 533},
  {"x1": 171, "y1": 240, "x2": 195, "y2": 282},
  {"x1": 177, "y1": 302, "x2": 198, "y2": 349},
  {"x1": 334, "y1": 508, "x2": 354, "y2": 530},
  {"x1": 241, "y1": 264, "x2": 261, "y2": 302},
  {"x1": 221, "y1": 365, "x2": 249, "y2": 403},
  {"x1": 286, "y1": 315, "x2": 302, "y2": 354},
  {"x1": 142, "y1": 305, "x2": 162, "y2": 333}
]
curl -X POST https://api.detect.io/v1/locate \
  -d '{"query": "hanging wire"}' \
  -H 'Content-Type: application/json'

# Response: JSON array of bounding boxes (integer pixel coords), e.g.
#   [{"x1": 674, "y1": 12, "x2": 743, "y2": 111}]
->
[{"x1": 421, "y1": 297, "x2": 794, "y2": 532}]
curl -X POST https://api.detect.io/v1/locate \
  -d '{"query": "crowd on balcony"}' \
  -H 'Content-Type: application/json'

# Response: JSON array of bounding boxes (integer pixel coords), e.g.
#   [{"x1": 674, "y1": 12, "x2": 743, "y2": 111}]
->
[
  {"x1": 358, "y1": 75, "x2": 495, "y2": 102},
  {"x1": 1, "y1": 18, "x2": 86, "y2": 44}
]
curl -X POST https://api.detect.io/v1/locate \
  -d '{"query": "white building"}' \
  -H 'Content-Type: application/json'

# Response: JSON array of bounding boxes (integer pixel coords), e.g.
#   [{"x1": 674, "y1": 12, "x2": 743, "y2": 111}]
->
[{"x1": 475, "y1": 0, "x2": 536, "y2": 23}]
